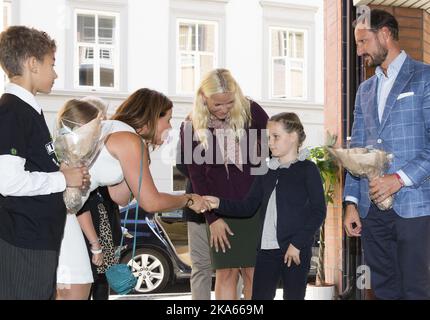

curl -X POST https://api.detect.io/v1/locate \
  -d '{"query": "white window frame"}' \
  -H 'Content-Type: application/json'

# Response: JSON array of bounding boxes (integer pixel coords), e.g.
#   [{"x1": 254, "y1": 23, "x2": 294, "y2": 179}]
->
[
  {"x1": 74, "y1": 9, "x2": 120, "y2": 91},
  {"x1": 269, "y1": 27, "x2": 308, "y2": 100},
  {"x1": 261, "y1": 1, "x2": 318, "y2": 103},
  {"x1": 3, "y1": 0, "x2": 11, "y2": 30},
  {"x1": 169, "y1": 0, "x2": 227, "y2": 97},
  {"x1": 176, "y1": 18, "x2": 219, "y2": 95}
]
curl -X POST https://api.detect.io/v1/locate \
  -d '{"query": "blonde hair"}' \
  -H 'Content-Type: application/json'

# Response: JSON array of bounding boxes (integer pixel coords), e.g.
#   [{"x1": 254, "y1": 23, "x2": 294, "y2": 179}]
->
[
  {"x1": 80, "y1": 96, "x2": 108, "y2": 118},
  {"x1": 57, "y1": 99, "x2": 99, "y2": 130},
  {"x1": 192, "y1": 68, "x2": 251, "y2": 148}
]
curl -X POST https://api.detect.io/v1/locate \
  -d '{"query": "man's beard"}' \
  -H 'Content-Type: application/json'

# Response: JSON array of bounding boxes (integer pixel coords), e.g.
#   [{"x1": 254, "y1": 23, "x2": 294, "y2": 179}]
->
[{"x1": 363, "y1": 42, "x2": 388, "y2": 67}]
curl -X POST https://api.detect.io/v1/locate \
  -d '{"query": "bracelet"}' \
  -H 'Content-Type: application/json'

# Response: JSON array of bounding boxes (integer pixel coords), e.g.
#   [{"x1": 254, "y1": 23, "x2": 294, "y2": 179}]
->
[
  {"x1": 89, "y1": 238, "x2": 99, "y2": 245},
  {"x1": 91, "y1": 248, "x2": 103, "y2": 254},
  {"x1": 394, "y1": 173, "x2": 405, "y2": 187},
  {"x1": 185, "y1": 194, "x2": 194, "y2": 208}
]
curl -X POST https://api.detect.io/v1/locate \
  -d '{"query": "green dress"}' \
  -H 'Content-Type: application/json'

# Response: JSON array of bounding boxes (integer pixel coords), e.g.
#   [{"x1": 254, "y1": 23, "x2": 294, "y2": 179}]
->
[{"x1": 208, "y1": 213, "x2": 260, "y2": 269}]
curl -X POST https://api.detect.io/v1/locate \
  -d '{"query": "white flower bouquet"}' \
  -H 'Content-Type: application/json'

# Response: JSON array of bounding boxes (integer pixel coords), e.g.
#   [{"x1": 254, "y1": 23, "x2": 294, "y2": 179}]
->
[
  {"x1": 54, "y1": 114, "x2": 110, "y2": 214},
  {"x1": 328, "y1": 147, "x2": 394, "y2": 210}
]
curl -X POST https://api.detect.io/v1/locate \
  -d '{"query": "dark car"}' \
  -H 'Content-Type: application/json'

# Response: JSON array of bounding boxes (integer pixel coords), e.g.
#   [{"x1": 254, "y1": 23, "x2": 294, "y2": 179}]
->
[
  {"x1": 119, "y1": 203, "x2": 191, "y2": 294},
  {"x1": 119, "y1": 203, "x2": 319, "y2": 294}
]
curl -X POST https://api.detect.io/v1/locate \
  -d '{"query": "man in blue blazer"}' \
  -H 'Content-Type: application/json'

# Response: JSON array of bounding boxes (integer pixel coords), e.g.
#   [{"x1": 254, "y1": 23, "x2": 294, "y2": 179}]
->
[{"x1": 344, "y1": 9, "x2": 430, "y2": 299}]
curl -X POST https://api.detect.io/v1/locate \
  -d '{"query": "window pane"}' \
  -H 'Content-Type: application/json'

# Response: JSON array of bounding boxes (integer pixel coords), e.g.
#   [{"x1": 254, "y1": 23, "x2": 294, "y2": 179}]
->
[
  {"x1": 100, "y1": 48, "x2": 114, "y2": 87},
  {"x1": 180, "y1": 54, "x2": 195, "y2": 93},
  {"x1": 295, "y1": 33, "x2": 304, "y2": 58},
  {"x1": 77, "y1": 14, "x2": 95, "y2": 43},
  {"x1": 179, "y1": 23, "x2": 196, "y2": 51},
  {"x1": 198, "y1": 24, "x2": 215, "y2": 52},
  {"x1": 288, "y1": 32, "x2": 294, "y2": 57},
  {"x1": 100, "y1": 67, "x2": 114, "y2": 87},
  {"x1": 291, "y1": 69, "x2": 303, "y2": 98},
  {"x1": 271, "y1": 30, "x2": 286, "y2": 57},
  {"x1": 273, "y1": 59, "x2": 286, "y2": 97},
  {"x1": 200, "y1": 54, "x2": 213, "y2": 80},
  {"x1": 3, "y1": 3, "x2": 10, "y2": 30},
  {"x1": 290, "y1": 61, "x2": 303, "y2": 70},
  {"x1": 99, "y1": 47, "x2": 113, "y2": 62},
  {"x1": 98, "y1": 16, "x2": 115, "y2": 45},
  {"x1": 173, "y1": 166, "x2": 186, "y2": 191},
  {"x1": 79, "y1": 46, "x2": 94, "y2": 86}
]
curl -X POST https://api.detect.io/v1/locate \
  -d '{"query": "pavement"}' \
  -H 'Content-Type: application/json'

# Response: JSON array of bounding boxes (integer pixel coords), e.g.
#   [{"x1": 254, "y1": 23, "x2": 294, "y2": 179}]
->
[{"x1": 110, "y1": 289, "x2": 287, "y2": 300}]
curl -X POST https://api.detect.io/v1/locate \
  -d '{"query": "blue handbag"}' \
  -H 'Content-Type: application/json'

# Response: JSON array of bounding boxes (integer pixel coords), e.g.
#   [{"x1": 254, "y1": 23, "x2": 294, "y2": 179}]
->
[
  {"x1": 105, "y1": 263, "x2": 137, "y2": 295},
  {"x1": 105, "y1": 139, "x2": 144, "y2": 295}
]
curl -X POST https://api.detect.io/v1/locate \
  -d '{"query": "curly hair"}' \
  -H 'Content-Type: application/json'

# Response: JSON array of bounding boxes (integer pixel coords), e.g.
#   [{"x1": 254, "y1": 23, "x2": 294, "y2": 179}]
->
[{"x1": 0, "y1": 26, "x2": 56, "y2": 78}]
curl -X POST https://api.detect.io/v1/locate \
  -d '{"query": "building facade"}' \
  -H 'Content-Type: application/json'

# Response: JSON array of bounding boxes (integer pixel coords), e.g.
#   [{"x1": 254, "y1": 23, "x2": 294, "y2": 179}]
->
[{"x1": 1, "y1": 0, "x2": 324, "y2": 192}]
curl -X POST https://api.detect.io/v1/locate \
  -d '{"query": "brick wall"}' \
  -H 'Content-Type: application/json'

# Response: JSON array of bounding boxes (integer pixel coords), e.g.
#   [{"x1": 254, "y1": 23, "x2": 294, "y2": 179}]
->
[
  {"x1": 365, "y1": 5, "x2": 430, "y2": 78},
  {"x1": 424, "y1": 11, "x2": 430, "y2": 63},
  {"x1": 323, "y1": 0, "x2": 343, "y2": 292}
]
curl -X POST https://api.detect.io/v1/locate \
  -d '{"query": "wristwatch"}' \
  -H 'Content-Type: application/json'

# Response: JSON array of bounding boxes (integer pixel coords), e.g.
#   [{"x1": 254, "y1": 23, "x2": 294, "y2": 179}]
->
[
  {"x1": 343, "y1": 200, "x2": 358, "y2": 209},
  {"x1": 185, "y1": 194, "x2": 194, "y2": 208}
]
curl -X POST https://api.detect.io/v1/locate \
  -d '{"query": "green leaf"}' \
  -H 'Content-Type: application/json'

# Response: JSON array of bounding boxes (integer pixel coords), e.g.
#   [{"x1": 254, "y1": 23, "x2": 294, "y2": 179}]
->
[{"x1": 307, "y1": 132, "x2": 339, "y2": 205}]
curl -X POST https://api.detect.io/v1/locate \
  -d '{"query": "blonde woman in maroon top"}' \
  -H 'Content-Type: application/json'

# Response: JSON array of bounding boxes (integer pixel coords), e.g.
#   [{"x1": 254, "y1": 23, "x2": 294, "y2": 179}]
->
[{"x1": 180, "y1": 69, "x2": 268, "y2": 299}]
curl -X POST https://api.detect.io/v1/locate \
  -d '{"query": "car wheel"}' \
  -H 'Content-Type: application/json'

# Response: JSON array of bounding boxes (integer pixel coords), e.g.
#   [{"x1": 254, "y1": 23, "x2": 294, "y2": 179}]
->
[{"x1": 123, "y1": 248, "x2": 171, "y2": 294}]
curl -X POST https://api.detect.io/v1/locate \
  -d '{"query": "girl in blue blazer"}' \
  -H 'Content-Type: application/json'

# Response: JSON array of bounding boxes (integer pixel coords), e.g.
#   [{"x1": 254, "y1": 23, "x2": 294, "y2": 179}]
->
[{"x1": 202, "y1": 112, "x2": 326, "y2": 300}]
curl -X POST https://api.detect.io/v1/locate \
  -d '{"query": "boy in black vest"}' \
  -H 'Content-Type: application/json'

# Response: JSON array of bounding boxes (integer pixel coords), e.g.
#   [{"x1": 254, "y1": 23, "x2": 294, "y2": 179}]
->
[{"x1": 0, "y1": 26, "x2": 90, "y2": 299}]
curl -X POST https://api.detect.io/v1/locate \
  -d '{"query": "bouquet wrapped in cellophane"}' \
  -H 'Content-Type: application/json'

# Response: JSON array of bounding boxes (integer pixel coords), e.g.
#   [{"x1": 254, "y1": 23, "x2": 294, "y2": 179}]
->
[
  {"x1": 328, "y1": 147, "x2": 394, "y2": 210},
  {"x1": 54, "y1": 114, "x2": 110, "y2": 214}
]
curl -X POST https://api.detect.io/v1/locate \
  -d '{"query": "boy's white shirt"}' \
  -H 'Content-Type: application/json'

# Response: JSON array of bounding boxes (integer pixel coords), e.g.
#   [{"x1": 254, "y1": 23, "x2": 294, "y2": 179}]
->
[
  {"x1": 5, "y1": 83, "x2": 42, "y2": 114},
  {"x1": 0, "y1": 83, "x2": 66, "y2": 197}
]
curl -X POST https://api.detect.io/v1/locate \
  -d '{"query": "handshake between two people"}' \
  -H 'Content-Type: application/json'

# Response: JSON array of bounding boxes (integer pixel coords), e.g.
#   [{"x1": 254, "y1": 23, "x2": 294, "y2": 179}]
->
[
  {"x1": 186, "y1": 193, "x2": 302, "y2": 265},
  {"x1": 186, "y1": 194, "x2": 221, "y2": 214}
]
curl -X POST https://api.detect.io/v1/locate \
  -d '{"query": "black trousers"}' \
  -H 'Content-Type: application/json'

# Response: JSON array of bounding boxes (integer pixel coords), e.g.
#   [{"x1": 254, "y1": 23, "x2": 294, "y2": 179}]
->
[
  {"x1": 0, "y1": 238, "x2": 58, "y2": 300},
  {"x1": 361, "y1": 205, "x2": 430, "y2": 300},
  {"x1": 90, "y1": 274, "x2": 110, "y2": 300},
  {"x1": 252, "y1": 247, "x2": 311, "y2": 300}
]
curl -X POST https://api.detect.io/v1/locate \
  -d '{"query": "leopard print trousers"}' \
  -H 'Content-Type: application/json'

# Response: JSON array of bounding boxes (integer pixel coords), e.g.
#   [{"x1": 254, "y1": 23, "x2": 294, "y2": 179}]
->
[{"x1": 96, "y1": 203, "x2": 119, "y2": 274}]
